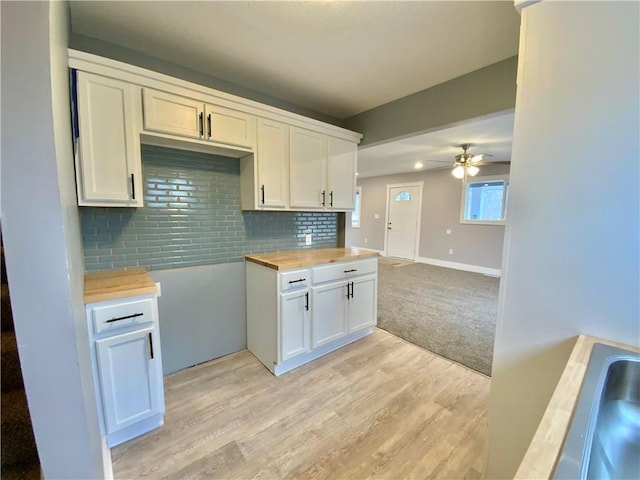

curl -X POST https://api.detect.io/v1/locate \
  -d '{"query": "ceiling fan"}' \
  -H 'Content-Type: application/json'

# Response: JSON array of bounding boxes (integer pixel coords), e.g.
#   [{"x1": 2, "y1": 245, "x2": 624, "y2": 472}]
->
[{"x1": 451, "y1": 143, "x2": 491, "y2": 179}]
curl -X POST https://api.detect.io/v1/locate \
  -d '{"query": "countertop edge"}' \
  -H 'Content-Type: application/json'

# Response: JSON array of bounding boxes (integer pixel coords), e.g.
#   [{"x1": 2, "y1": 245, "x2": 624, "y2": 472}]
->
[
  {"x1": 84, "y1": 268, "x2": 157, "y2": 304},
  {"x1": 244, "y1": 248, "x2": 380, "y2": 270},
  {"x1": 515, "y1": 334, "x2": 640, "y2": 479}
]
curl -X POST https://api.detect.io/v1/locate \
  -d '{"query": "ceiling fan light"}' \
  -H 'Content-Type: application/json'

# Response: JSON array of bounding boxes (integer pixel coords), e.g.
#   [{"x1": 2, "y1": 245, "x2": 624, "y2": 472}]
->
[
  {"x1": 474, "y1": 154, "x2": 483, "y2": 162},
  {"x1": 452, "y1": 165, "x2": 465, "y2": 179},
  {"x1": 467, "y1": 165, "x2": 480, "y2": 176}
]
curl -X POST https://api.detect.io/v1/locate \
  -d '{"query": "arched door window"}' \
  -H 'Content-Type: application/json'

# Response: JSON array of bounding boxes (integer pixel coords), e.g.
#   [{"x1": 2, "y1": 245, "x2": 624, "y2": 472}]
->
[{"x1": 394, "y1": 191, "x2": 412, "y2": 201}]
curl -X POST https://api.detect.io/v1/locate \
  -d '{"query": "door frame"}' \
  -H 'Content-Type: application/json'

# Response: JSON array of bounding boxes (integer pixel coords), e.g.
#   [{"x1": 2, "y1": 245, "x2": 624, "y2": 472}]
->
[{"x1": 384, "y1": 181, "x2": 424, "y2": 260}]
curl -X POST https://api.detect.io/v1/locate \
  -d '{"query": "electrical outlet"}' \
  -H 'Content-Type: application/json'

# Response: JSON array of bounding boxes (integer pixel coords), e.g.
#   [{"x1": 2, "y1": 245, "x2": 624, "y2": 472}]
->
[
  {"x1": 448, "y1": 249, "x2": 453, "y2": 255},
  {"x1": 305, "y1": 234, "x2": 312, "y2": 246},
  {"x1": 364, "y1": 238, "x2": 368, "y2": 244},
  {"x1": 155, "y1": 282, "x2": 162, "y2": 297}
]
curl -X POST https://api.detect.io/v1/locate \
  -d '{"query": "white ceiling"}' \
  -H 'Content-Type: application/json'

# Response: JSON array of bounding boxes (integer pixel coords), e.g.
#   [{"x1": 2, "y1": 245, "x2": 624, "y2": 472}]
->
[
  {"x1": 357, "y1": 111, "x2": 514, "y2": 178},
  {"x1": 68, "y1": 1, "x2": 520, "y2": 179}
]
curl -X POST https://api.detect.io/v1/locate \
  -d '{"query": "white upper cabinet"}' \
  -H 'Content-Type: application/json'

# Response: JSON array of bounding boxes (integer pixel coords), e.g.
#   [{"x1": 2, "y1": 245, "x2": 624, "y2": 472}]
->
[
  {"x1": 327, "y1": 136, "x2": 357, "y2": 211},
  {"x1": 75, "y1": 71, "x2": 143, "y2": 207},
  {"x1": 289, "y1": 127, "x2": 328, "y2": 209},
  {"x1": 205, "y1": 104, "x2": 255, "y2": 149},
  {"x1": 142, "y1": 89, "x2": 203, "y2": 139},
  {"x1": 70, "y1": 51, "x2": 362, "y2": 211},
  {"x1": 257, "y1": 118, "x2": 289, "y2": 208},
  {"x1": 142, "y1": 88, "x2": 255, "y2": 149},
  {"x1": 290, "y1": 129, "x2": 358, "y2": 212}
]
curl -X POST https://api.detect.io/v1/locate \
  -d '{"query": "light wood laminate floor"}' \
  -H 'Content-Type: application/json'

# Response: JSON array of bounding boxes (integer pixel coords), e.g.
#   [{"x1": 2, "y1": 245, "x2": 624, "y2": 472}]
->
[{"x1": 112, "y1": 329, "x2": 489, "y2": 479}]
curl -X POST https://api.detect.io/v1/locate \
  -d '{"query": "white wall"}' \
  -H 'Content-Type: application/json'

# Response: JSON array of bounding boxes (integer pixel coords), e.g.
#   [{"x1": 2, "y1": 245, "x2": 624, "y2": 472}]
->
[
  {"x1": 487, "y1": 2, "x2": 640, "y2": 477},
  {"x1": 1, "y1": 1, "x2": 107, "y2": 477}
]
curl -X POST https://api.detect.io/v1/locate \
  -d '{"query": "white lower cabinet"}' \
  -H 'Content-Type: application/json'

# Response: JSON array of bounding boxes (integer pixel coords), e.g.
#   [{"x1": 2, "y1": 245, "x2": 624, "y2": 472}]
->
[
  {"x1": 311, "y1": 281, "x2": 348, "y2": 348},
  {"x1": 347, "y1": 275, "x2": 377, "y2": 333},
  {"x1": 246, "y1": 255, "x2": 378, "y2": 376},
  {"x1": 279, "y1": 289, "x2": 310, "y2": 362},
  {"x1": 86, "y1": 294, "x2": 164, "y2": 447}
]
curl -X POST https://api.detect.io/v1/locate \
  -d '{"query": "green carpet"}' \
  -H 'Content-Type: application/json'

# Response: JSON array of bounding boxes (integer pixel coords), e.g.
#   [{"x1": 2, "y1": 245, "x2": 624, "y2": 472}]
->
[{"x1": 377, "y1": 258, "x2": 499, "y2": 376}]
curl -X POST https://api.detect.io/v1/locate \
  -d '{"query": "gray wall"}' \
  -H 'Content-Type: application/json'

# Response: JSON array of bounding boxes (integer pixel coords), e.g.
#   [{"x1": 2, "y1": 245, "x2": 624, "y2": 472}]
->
[
  {"x1": 1, "y1": 1, "x2": 107, "y2": 477},
  {"x1": 81, "y1": 145, "x2": 338, "y2": 272},
  {"x1": 69, "y1": 33, "x2": 343, "y2": 127},
  {"x1": 150, "y1": 264, "x2": 246, "y2": 374},
  {"x1": 343, "y1": 57, "x2": 517, "y2": 147},
  {"x1": 487, "y1": 2, "x2": 640, "y2": 477},
  {"x1": 349, "y1": 165, "x2": 509, "y2": 270}
]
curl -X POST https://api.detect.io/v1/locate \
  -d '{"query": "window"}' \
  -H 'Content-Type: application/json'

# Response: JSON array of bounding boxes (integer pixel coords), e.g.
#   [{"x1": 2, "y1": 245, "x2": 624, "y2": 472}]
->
[
  {"x1": 352, "y1": 186, "x2": 362, "y2": 228},
  {"x1": 394, "y1": 191, "x2": 412, "y2": 201},
  {"x1": 460, "y1": 175, "x2": 509, "y2": 225}
]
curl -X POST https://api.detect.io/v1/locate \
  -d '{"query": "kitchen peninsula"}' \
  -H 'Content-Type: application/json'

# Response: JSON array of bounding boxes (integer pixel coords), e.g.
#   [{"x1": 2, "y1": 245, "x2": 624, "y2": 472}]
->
[{"x1": 246, "y1": 248, "x2": 379, "y2": 375}]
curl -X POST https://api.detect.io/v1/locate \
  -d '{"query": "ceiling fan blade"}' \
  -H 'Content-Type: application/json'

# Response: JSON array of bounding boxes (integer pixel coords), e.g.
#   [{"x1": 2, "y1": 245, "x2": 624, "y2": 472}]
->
[{"x1": 473, "y1": 160, "x2": 510, "y2": 166}]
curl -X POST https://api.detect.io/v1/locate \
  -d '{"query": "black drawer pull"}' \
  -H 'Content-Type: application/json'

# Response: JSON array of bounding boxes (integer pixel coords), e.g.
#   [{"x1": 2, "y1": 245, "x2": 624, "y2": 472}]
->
[
  {"x1": 344, "y1": 269, "x2": 357, "y2": 273},
  {"x1": 305, "y1": 292, "x2": 309, "y2": 311},
  {"x1": 288, "y1": 278, "x2": 306, "y2": 284},
  {"x1": 131, "y1": 173, "x2": 136, "y2": 199},
  {"x1": 106, "y1": 312, "x2": 144, "y2": 323}
]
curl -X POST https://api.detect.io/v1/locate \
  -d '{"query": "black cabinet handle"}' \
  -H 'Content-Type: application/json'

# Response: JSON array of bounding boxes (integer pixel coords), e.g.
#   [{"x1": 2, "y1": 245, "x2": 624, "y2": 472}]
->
[
  {"x1": 330, "y1": 191, "x2": 334, "y2": 207},
  {"x1": 344, "y1": 269, "x2": 357, "y2": 273},
  {"x1": 346, "y1": 283, "x2": 350, "y2": 299},
  {"x1": 106, "y1": 312, "x2": 144, "y2": 323},
  {"x1": 321, "y1": 190, "x2": 326, "y2": 207},
  {"x1": 261, "y1": 185, "x2": 265, "y2": 204},
  {"x1": 148, "y1": 332, "x2": 154, "y2": 359},
  {"x1": 199, "y1": 112, "x2": 204, "y2": 136},
  {"x1": 305, "y1": 292, "x2": 309, "y2": 311},
  {"x1": 288, "y1": 278, "x2": 306, "y2": 284},
  {"x1": 131, "y1": 173, "x2": 135, "y2": 199},
  {"x1": 207, "y1": 113, "x2": 212, "y2": 138},
  {"x1": 350, "y1": 281, "x2": 354, "y2": 299}
]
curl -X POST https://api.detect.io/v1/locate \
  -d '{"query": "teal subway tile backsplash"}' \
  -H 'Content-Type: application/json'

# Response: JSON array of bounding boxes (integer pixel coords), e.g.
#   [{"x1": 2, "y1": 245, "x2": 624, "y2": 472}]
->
[{"x1": 81, "y1": 145, "x2": 338, "y2": 272}]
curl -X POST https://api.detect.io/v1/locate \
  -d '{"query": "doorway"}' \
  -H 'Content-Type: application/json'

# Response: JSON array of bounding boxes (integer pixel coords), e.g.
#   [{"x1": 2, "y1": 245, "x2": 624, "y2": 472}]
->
[{"x1": 384, "y1": 182, "x2": 423, "y2": 261}]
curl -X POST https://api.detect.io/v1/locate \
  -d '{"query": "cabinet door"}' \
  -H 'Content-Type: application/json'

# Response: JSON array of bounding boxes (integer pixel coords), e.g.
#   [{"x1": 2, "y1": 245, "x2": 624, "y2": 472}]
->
[
  {"x1": 347, "y1": 275, "x2": 377, "y2": 333},
  {"x1": 257, "y1": 119, "x2": 289, "y2": 208},
  {"x1": 76, "y1": 72, "x2": 142, "y2": 207},
  {"x1": 311, "y1": 282, "x2": 347, "y2": 348},
  {"x1": 96, "y1": 327, "x2": 163, "y2": 435},
  {"x1": 279, "y1": 289, "x2": 310, "y2": 362},
  {"x1": 327, "y1": 137, "x2": 357, "y2": 211},
  {"x1": 290, "y1": 127, "x2": 327, "y2": 209},
  {"x1": 142, "y1": 88, "x2": 204, "y2": 139},
  {"x1": 205, "y1": 104, "x2": 255, "y2": 149}
]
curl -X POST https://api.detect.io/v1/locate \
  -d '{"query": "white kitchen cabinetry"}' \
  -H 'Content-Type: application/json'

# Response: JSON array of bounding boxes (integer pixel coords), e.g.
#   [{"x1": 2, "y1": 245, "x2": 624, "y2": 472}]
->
[
  {"x1": 289, "y1": 127, "x2": 358, "y2": 211},
  {"x1": 311, "y1": 281, "x2": 348, "y2": 348},
  {"x1": 311, "y1": 259, "x2": 377, "y2": 347},
  {"x1": 75, "y1": 71, "x2": 143, "y2": 207},
  {"x1": 240, "y1": 118, "x2": 289, "y2": 209},
  {"x1": 86, "y1": 294, "x2": 164, "y2": 447},
  {"x1": 289, "y1": 127, "x2": 328, "y2": 209},
  {"x1": 246, "y1": 255, "x2": 377, "y2": 376},
  {"x1": 142, "y1": 88, "x2": 255, "y2": 149},
  {"x1": 280, "y1": 288, "x2": 311, "y2": 361},
  {"x1": 327, "y1": 137, "x2": 357, "y2": 211}
]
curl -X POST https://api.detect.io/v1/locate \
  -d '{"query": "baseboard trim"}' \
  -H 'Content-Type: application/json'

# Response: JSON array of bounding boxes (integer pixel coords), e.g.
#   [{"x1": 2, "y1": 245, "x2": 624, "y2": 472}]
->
[
  {"x1": 415, "y1": 256, "x2": 501, "y2": 277},
  {"x1": 351, "y1": 246, "x2": 384, "y2": 255}
]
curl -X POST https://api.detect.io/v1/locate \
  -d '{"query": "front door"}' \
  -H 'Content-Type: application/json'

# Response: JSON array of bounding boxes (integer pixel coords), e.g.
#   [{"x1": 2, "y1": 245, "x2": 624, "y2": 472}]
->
[{"x1": 386, "y1": 185, "x2": 421, "y2": 260}]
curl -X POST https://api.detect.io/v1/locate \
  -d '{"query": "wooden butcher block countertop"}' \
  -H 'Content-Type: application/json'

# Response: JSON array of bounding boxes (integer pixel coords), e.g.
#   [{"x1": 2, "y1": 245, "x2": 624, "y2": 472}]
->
[
  {"x1": 245, "y1": 247, "x2": 379, "y2": 270},
  {"x1": 84, "y1": 268, "x2": 157, "y2": 304}
]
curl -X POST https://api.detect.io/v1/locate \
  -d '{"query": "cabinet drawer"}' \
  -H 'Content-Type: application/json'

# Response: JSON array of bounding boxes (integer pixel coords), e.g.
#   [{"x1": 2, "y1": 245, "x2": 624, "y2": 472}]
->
[
  {"x1": 312, "y1": 258, "x2": 378, "y2": 284},
  {"x1": 90, "y1": 297, "x2": 154, "y2": 335},
  {"x1": 279, "y1": 269, "x2": 311, "y2": 292}
]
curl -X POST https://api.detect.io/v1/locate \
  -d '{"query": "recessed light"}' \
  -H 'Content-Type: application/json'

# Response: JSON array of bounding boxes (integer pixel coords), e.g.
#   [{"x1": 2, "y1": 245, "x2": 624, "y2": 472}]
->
[{"x1": 414, "y1": 161, "x2": 424, "y2": 169}]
